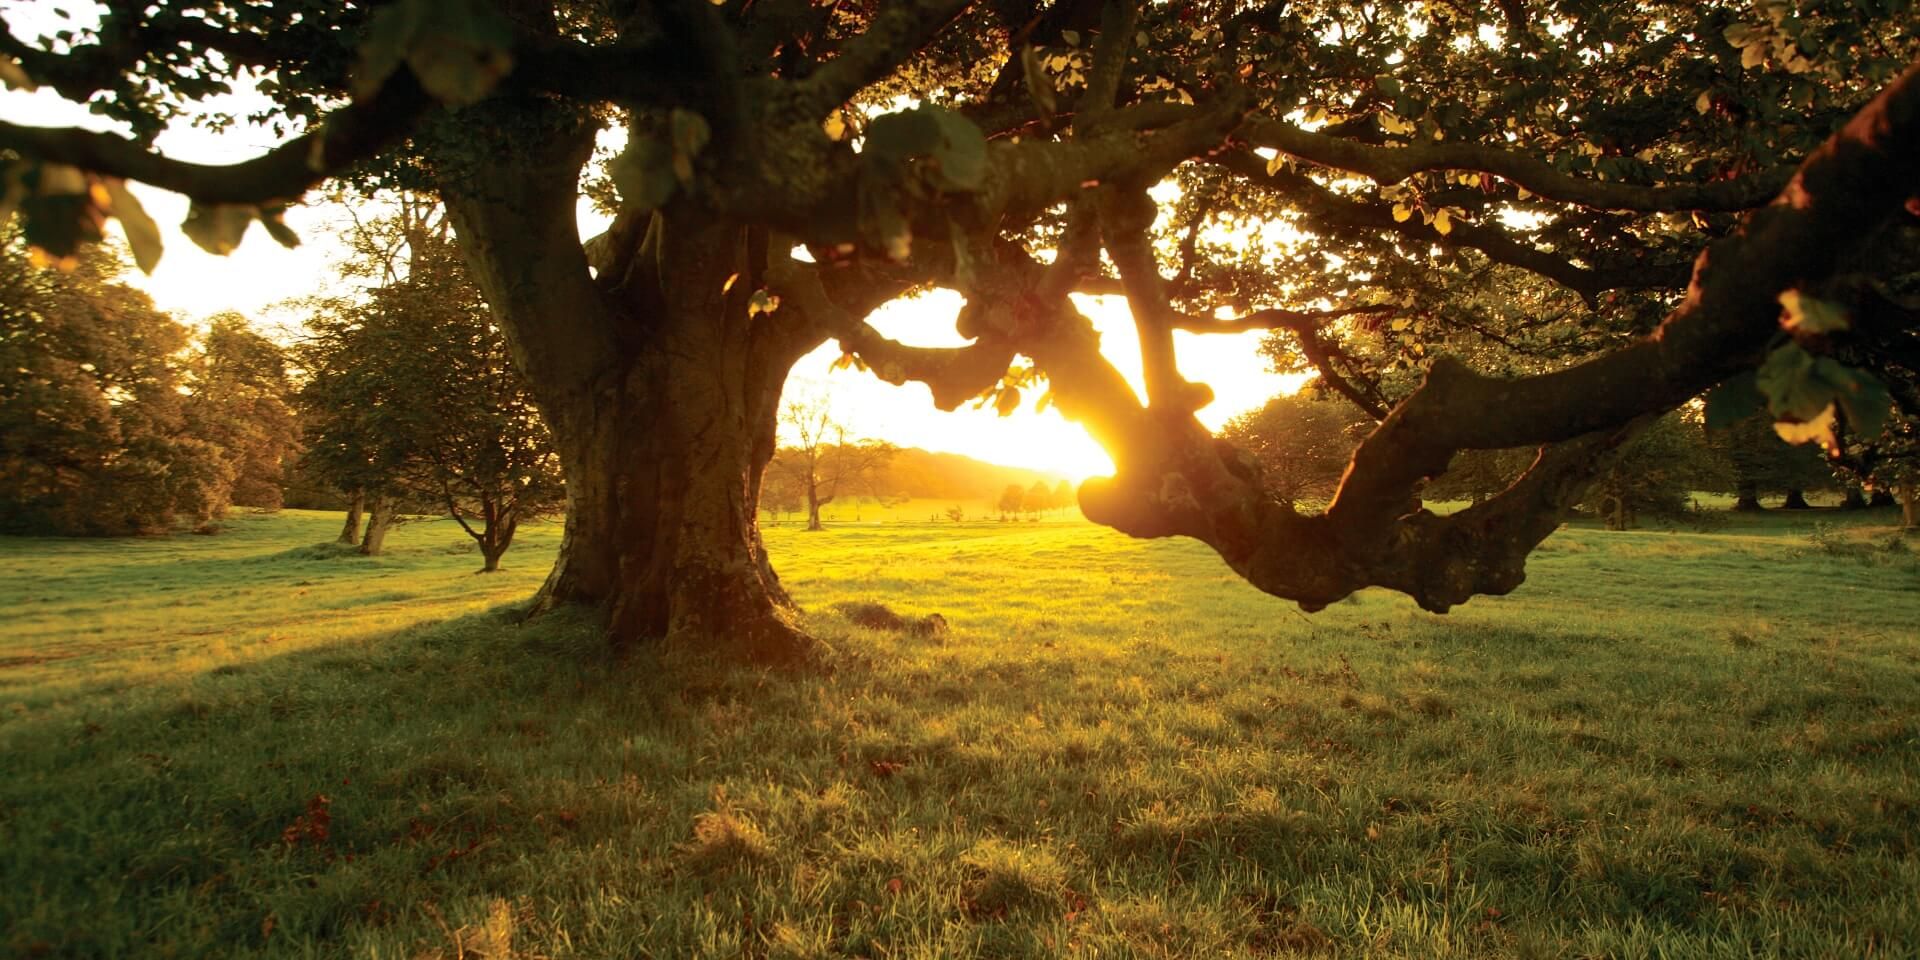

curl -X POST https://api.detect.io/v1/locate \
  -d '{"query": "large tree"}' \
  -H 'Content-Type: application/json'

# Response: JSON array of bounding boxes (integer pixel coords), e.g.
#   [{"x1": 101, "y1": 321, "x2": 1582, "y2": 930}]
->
[{"x1": 3, "y1": 1, "x2": 1919, "y2": 657}]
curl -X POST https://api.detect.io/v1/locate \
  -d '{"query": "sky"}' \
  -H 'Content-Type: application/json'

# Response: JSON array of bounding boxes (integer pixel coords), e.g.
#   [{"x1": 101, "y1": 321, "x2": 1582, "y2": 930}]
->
[{"x1": 0, "y1": 5, "x2": 1300, "y2": 480}]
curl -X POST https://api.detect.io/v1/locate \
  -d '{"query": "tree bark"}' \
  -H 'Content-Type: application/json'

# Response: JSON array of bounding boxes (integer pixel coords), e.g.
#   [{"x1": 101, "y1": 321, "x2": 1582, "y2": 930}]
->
[
  {"x1": 439, "y1": 112, "x2": 820, "y2": 660},
  {"x1": 1842, "y1": 483, "x2": 1868, "y2": 510},
  {"x1": 1902, "y1": 482, "x2": 1917, "y2": 530},
  {"x1": 337, "y1": 490, "x2": 364, "y2": 544},
  {"x1": 1782, "y1": 488, "x2": 1812, "y2": 510},
  {"x1": 476, "y1": 502, "x2": 516, "y2": 573},
  {"x1": 805, "y1": 490, "x2": 825, "y2": 531},
  {"x1": 1733, "y1": 480, "x2": 1764, "y2": 511},
  {"x1": 359, "y1": 495, "x2": 394, "y2": 556}
]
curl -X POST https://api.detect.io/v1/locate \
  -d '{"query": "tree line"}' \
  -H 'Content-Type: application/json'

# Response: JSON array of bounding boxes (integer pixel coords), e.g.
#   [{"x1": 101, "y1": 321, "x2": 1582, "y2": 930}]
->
[
  {"x1": 0, "y1": 204, "x2": 564, "y2": 571},
  {"x1": 0, "y1": 231, "x2": 294, "y2": 535}
]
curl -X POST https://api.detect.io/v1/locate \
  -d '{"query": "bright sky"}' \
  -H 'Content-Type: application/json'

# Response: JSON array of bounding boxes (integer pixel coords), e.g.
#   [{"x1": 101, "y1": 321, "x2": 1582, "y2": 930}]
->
[{"x1": 0, "y1": 5, "x2": 1299, "y2": 480}]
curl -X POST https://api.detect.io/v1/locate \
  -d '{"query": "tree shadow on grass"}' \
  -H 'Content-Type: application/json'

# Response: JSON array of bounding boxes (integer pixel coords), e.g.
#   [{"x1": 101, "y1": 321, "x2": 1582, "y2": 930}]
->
[{"x1": 0, "y1": 602, "x2": 829, "y2": 957}]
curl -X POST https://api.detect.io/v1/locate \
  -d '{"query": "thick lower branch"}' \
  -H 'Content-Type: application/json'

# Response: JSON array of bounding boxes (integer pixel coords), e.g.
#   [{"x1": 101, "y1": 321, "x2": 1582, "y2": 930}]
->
[{"x1": 0, "y1": 73, "x2": 432, "y2": 204}]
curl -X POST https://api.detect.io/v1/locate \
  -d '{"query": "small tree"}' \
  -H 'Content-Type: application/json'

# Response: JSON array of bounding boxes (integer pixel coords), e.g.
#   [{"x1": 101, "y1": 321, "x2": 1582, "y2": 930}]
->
[
  {"x1": 770, "y1": 396, "x2": 896, "y2": 532},
  {"x1": 296, "y1": 202, "x2": 564, "y2": 566},
  {"x1": 1218, "y1": 392, "x2": 1371, "y2": 507},
  {"x1": 997, "y1": 483, "x2": 1026, "y2": 520},
  {"x1": 1582, "y1": 413, "x2": 1722, "y2": 530},
  {"x1": 1053, "y1": 480, "x2": 1075, "y2": 516},
  {"x1": 1026, "y1": 480, "x2": 1053, "y2": 517}
]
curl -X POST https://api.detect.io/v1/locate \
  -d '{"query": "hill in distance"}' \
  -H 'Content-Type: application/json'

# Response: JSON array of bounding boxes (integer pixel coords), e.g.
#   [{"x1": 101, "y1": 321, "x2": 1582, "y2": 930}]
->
[{"x1": 877, "y1": 447, "x2": 1072, "y2": 503}]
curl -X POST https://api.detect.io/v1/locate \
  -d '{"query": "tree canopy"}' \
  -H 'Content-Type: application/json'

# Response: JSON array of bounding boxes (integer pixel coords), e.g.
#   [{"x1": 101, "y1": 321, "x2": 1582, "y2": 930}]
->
[
  {"x1": 3, "y1": 0, "x2": 1918, "y2": 650},
  {"x1": 0, "y1": 233, "x2": 288, "y2": 534}
]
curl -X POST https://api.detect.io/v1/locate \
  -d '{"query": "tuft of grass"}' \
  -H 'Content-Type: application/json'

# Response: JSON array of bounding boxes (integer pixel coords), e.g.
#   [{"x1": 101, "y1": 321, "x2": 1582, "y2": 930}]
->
[
  {"x1": 681, "y1": 808, "x2": 777, "y2": 871},
  {"x1": 959, "y1": 838, "x2": 1073, "y2": 917}
]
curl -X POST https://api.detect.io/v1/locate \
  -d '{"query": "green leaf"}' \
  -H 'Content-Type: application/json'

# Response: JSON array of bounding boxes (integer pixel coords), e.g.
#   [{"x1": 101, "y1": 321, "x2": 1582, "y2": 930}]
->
[
  {"x1": 1702, "y1": 371, "x2": 1763, "y2": 431},
  {"x1": 1777, "y1": 289, "x2": 1850, "y2": 334},
  {"x1": 865, "y1": 106, "x2": 989, "y2": 193},
  {"x1": 1773, "y1": 403, "x2": 1838, "y2": 455},
  {"x1": 1829, "y1": 364, "x2": 1891, "y2": 440},
  {"x1": 353, "y1": 0, "x2": 515, "y2": 106},
  {"x1": 182, "y1": 203, "x2": 258, "y2": 256},
  {"x1": 609, "y1": 136, "x2": 678, "y2": 211},
  {"x1": 350, "y1": 0, "x2": 428, "y2": 99},
  {"x1": 669, "y1": 109, "x2": 711, "y2": 185},
  {"x1": 102, "y1": 179, "x2": 163, "y2": 273},
  {"x1": 20, "y1": 193, "x2": 100, "y2": 262},
  {"x1": 1754, "y1": 342, "x2": 1832, "y2": 422},
  {"x1": 0, "y1": 55, "x2": 34, "y2": 91}
]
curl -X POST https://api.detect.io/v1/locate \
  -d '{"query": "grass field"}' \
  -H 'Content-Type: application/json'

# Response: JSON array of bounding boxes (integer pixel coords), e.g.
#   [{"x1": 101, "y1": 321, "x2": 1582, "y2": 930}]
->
[{"x1": 2, "y1": 507, "x2": 1918, "y2": 958}]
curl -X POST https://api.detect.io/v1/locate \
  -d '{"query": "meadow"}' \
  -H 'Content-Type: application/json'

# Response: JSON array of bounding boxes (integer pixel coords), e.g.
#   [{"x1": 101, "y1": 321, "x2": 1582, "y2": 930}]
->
[{"x1": 2, "y1": 506, "x2": 1917, "y2": 958}]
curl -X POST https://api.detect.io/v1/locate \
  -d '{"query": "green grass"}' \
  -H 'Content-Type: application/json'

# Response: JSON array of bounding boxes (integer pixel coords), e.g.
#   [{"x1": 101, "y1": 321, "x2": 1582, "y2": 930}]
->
[{"x1": 3, "y1": 507, "x2": 1918, "y2": 958}]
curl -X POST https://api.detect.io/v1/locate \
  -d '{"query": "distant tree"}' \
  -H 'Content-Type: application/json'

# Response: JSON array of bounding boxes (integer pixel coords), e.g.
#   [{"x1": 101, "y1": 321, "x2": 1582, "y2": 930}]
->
[
  {"x1": 770, "y1": 396, "x2": 896, "y2": 532},
  {"x1": 0, "y1": 233, "x2": 233, "y2": 535},
  {"x1": 1052, "y1": 480, "x2": 1074, "y2": 515},
  {"x1": 1218, "y1": 392, "x2": 1371, "y2": 507},
  {"x1": 944, "y1": 505, "x2": 965, "y2": 524},
  {"x1": 296, "y1": 202, "x2": 563, "y2": 566},
  {"x1": 996, "y1": 483, "x2": 1026, "y2": 520},
  {"x1": 184, "y1": 313, "x2": 299, "y2": 510},
  {"x1": 1025, "y1": 480, "x2": 1053, "y2": 516},
  {"x1": 1708, "y1": 415, "x2": 1836, "y2": 511},
  {"x1": 1581, "y1": 413, "x2": 1723, "y2": 530},
  {"x1": 1850, "y1": 413, "x2": 1920, "y2": 529},
  {"x1": 759, "y1": 469, "x2": 803, "y2": 523}
]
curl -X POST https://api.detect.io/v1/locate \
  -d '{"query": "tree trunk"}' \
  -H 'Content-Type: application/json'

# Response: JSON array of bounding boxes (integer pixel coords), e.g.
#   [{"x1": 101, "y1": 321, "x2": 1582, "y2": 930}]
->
[
  {"x1": 337, "y1": 490, "x2": 364, "y2": 544},
  {"x1": 1902, "y1": 482, "x2": 1917, "y2": 530},
  {"x1": 1841, "y1": 483, "x2": 1868, "y2": 510},
  {"x1": 359, "y1": 495, "x2": 394, "y2": 556},
  {"x1": 805, "y1": 490, "x2": 824, "y2": 532},
  {"x1": 1733, "y1": 480, "x2": 1763, "y2": 511},
  {"x1": 1782, "y1": 488, "x2": 1812, "y2": 510},
  {"x1": 476, "y1": 502, "x2": 517, "y2": 573},
  {"x1": 1599, "y1": 494, "x2": 1627, "y2": 531},
  {"x1": 527, "y1": 350, "x2": 803, "y2": 657},
  {"x1": 441, "y1": 121, "x2": 821, "y2": 661}
]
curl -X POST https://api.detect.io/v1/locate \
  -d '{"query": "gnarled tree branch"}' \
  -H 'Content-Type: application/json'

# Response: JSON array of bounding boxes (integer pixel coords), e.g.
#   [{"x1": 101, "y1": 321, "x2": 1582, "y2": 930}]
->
[
  {"x1": 0, "y1": 72, "x2": 432, "y2": 204},
  {"x1": 1243, "y1": 116, "x2": 1798, "y2": 213}
]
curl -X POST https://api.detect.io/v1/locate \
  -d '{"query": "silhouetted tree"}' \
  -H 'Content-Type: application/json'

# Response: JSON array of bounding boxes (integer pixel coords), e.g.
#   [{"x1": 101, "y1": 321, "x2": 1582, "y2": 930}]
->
[{"x1": 770, "y1": 396, "x2": 896, "y2": 531}]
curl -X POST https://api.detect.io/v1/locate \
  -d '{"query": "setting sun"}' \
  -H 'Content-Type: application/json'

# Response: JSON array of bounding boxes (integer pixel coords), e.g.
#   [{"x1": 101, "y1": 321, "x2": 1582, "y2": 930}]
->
[{"x1": 783, "y1": 290, "x2": 1304, "y2": 481}]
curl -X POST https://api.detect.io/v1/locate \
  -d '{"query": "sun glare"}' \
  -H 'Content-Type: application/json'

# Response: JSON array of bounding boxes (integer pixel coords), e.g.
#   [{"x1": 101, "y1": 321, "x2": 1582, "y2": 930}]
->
[{"x1": 782, "y1": 290, "x2": 1298, "y2": 481}]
